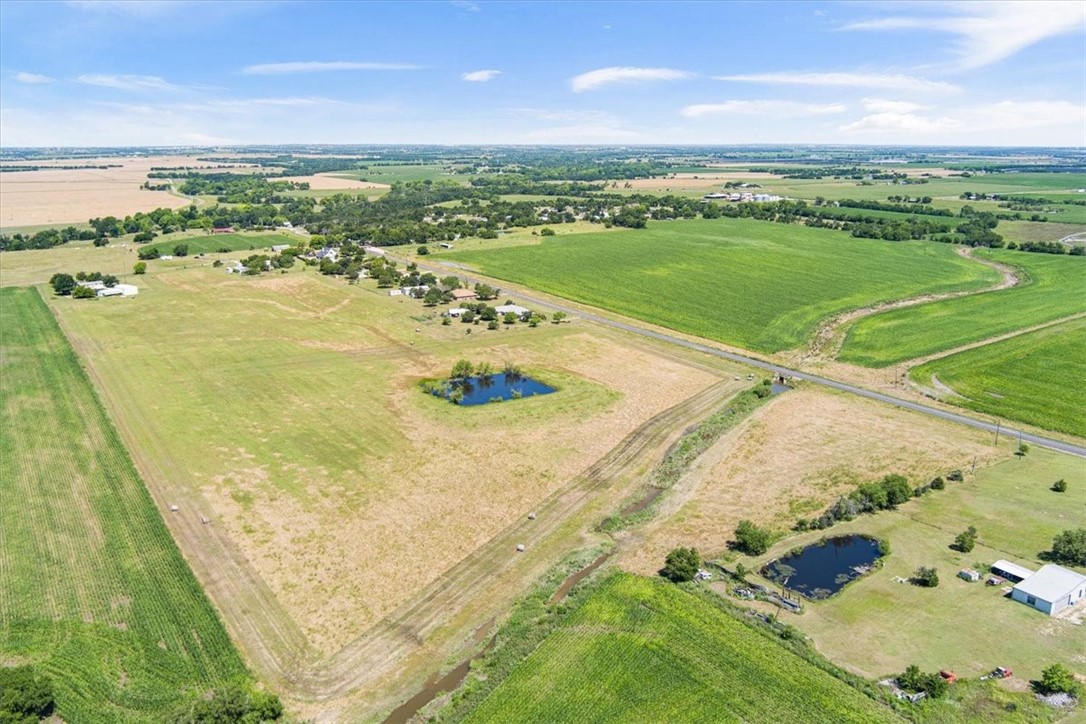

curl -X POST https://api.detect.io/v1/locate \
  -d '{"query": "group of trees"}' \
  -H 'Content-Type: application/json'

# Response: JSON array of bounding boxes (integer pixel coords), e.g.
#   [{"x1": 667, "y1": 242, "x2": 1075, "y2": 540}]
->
[
  {"x1": 912, "y1": 566, "x2": 940, "y2": 588},
  {"x1": 953, "y1": 526, "x2": 978, "y2": 553},
  {"x1": 169, "y1": 682, "x2": 283, "y2": 724},
  {"x1": 1050, "y1": 529, "x2": 1086, "y2": 566},
  {"x1": 733, "y1": 520, "x2": 772, "y2": 556},
  {"x1": 0, "y1": 225, "x2": 98, "y2": 252},
  {"x1": 49, "y1": 271, "x2": 118, "y2": 297},
  {"x1": 172, "y1": 173, "x2": 310, "y2": 204},
  {"x1": 0, "y1": 666, "x2": 54, "y2": 722},
  {"x1": 662, "y1": 547, "x2": 701, "y2": 582},
  {"x1": 795, "y1": 474, "x2": 917, "y2": 531}
]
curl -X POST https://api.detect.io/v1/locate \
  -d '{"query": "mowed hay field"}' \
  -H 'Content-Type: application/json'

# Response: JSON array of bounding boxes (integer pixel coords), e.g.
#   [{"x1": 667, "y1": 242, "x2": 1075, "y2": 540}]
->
[
  {"x1": 0, "y1": 155, "x2": 195, "y2": 228},
  {"x1": 840, "y1": 250, "x2": 1086, "y2": 367},
  {"x1": 464, "y1": 573, "x2": 899, "y2": 723},
  {"x1": 912, "y1": 317, "x2": 1086, "y2": 438},
  {"x1": 749, "y1": 449, "x2": 1086, "y2": 685},
  {"x1": 48, "y1": 263, "x2": 726, "y2": 657},
  {"x1": 448, "y1": 218, "x2": 1000, "y2": 354},
  {"x1": 143, "y1": 231, "x2": 300, "y2": 256},
  {"x1": 620, "y1": 387, "x2": 1008, "y2": 578},
  {"x1": 0, "y1": 287, "x2": 247, "y2": 722}
]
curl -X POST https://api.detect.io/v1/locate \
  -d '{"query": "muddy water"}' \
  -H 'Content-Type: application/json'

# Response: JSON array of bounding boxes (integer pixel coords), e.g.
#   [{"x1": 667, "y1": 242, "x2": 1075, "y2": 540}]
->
[
  {"x1": 549, "y1": 553, "x2": 612, "y2": 605},
  {"x1": 620, "y1": 486, "x2": 664, "y2": 517},
  {"x1": 383, "y1": 619, "x2": 496, "y2": 724}
]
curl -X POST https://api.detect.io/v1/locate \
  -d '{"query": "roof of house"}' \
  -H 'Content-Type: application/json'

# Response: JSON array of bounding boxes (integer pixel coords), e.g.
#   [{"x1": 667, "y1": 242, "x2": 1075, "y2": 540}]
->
[
  {"x1": 992, "y1": 559, "x2": 1036, "y2": 581},
  {"x1": 1014, "y1": 565, "x2": 1086, "y2": 602},
  {"x1": 494, "y1": 304, "x2": 529, "y2": 316},
  {"x1": 450, "y1": 288, "x2": 476, "y2": 298}
]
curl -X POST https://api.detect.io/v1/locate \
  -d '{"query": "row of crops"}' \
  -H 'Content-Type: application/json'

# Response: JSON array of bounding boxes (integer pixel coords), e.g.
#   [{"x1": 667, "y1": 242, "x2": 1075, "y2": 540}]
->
[
  {"x1": 0, "y1": 287, "x2": 248, "y2": 722},
  {"x1": 464, "y1": 573, "x2": 899, "y2": 723}
]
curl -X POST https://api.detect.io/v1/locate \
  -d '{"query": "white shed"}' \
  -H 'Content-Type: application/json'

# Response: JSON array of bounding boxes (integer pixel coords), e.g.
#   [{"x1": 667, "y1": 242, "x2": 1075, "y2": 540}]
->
[
  {"x1": 991, "y1": 559, "x2": 1034, "y2": 584},
  {"x1": 1012, "y1": 565, "x2": 1086, "y2": 616}
]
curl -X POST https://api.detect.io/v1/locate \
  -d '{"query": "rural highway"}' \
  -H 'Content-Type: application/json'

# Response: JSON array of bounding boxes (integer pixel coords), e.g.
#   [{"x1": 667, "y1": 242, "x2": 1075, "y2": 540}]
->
[{"x1": 381, "y1": 249, "x2": 1086, "y2": 459}]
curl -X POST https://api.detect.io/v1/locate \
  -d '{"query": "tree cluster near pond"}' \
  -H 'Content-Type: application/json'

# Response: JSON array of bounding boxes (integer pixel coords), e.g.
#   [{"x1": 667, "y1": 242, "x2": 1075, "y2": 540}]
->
[{"x1": 449, "y1": 218, "x2": 999, "y2": 354}]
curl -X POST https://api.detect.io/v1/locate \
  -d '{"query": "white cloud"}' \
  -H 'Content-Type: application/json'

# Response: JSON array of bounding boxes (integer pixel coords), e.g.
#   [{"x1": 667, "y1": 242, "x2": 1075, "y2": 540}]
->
[
  {"x1": 681, "y1": 100, "x2": 847, "y2": 118},
  {"x1": 76, "y1": 74, "x2": 178, "y2": 91},
  {"x1": 861, "y1": 98, "x2": 927, "y2": 113},
  {"x1": 13, "y1": 72, "x2": 54, "y2": 84},
  {"x1": 571, "y1": 66, "x2": 691, "y2": 92},
  {"x1": 242, "y1": 61, "x2": 422, "y2": 75},
  {"x1": 843, "y1": 1, "x2": 1086, "y2": 70},
  {"x1": 840, "y1": 100, "x2": 1086, "y2": 137},
  {"x1": 462, "y1": 69, "x2": 501, "y2": 82},
  {"x1": 450, "y1": 0, "x2": 480, "y2": 11},
  {"x1": 717, "y1": 71, "x2": 957, "y2": 92}
]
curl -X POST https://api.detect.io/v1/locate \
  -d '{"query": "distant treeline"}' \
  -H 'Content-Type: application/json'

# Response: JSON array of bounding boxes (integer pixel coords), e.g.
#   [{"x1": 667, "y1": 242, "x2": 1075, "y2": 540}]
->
[
  {"x1": 0, "y1": 164, "x2": 121, "y2": 172},
  {"x1": 749, "y1": 166, "x2": 908, "y2": 181}
]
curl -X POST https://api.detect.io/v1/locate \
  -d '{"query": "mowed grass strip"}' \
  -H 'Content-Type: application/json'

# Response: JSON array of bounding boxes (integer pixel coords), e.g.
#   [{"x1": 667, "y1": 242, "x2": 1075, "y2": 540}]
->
[
  {"x1": 840, "y1": 250, "x2": 1086, "y2": 367},
  {"x1": 0, "y1": 287, "x2": 247, "y2": 722},
  {"x1": 449, "y1": 218, "x2": 998, "y2": 353},
  {"x1": 144, "y1": 231, "x2": 298, "y2": 256},
  {"x1": 912, "y1": 317, "x2": 1086, "y2": 437},
  {"x1": 465, "y1": 573, "x2": 899, "y2": 723}
]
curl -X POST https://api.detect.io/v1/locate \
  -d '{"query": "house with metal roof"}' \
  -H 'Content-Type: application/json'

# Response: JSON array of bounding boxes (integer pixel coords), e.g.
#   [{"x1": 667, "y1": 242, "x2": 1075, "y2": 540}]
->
[{"x1": 1011, "y1": 565, "x2": 1086, "y2": 616}]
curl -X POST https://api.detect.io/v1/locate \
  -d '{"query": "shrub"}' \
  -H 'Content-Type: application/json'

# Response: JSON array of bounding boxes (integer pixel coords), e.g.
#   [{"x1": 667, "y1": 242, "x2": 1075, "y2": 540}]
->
[
  {"x1": 734, "y1": 520, "x2": 771, "y2": 556},
  {"x1": 913, "y1": 567, "x2": 939, "y2": 587},
  {"x1": 49, "y1": 273, "x2": 76, "y2": 296},
  {"x1": 1036, "y1": 663, "x2": 1079, "y2": 696},
  {"x1": 72, "y1": 285, "x2": 97, "y2": 299},
  {"x1": 138, "y1": 246, "x2": 160, "y2": 260},
  {"x1": 662, "y1": 547, "x2": 700, "y2": 583},
  {"x1": 930, "y1": 476, "x2": 945, "y2": 490},
  {"x1": 1052, "y1": 479, "x2": 1068, "y2": 493},
  {"x1": 954, "y1": 526, "x2": 977, "y2": 553},
  {"x1": 540, "y1": 227, "x2": 556, "y2": 236},
  {"x1": 947, "y1": 469, "x2": 964, "y2": 482},
  {"x1": 417, "y1": 244, "x2": 429, "y2": 255},
  {"x1": 170, "y1": 682, "x2": 283, "y2": 723},
  {"x1": 133, "y1": 261, "x2": 147, "y2": 275},
  {"x1": 898, "y1": 664, "x2": 949, "y2": 699}
]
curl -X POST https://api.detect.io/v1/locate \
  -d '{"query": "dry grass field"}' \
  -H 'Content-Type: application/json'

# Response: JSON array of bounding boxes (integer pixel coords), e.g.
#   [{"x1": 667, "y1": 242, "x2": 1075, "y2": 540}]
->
[
  {"x1": 277, "y1": 173, "x2": 389, "y2": 190},
  {"x1": 40, "y1": 256, "x2": 747, "y2": 717},
  {"x1": 0, "y1": 155, "x2": 203, "y2": 228},
  {"x1": 619, "y1": 387, "x2": 1011, "y2": 577}
]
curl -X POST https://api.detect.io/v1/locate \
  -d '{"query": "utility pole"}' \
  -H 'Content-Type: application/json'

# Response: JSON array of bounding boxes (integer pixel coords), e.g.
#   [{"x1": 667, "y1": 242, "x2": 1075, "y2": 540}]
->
[{"x1": 994, "y1": 420, "x2": 1001, "y2": 447}]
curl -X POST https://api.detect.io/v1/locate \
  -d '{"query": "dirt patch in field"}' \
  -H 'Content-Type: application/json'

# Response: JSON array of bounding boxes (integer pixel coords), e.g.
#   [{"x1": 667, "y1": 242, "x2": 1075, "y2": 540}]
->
[
  {"x1": 619, "y1": 387, "x2": 1005, "y2": 576},
  {"x1": 278, "y1": 173, "x2": 389, "y2": 190},
  {"x1": 0, "y1": 155, "x2": 203, "y2": 228}
]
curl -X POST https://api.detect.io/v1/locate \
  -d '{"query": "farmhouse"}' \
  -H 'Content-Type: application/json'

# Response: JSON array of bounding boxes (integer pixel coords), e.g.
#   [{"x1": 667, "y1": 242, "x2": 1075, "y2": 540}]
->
[
  {"x1": 990, "y1": 559, "x2": 1034, "y2": 584},
  {"x1": 271, "y1": 244, "x2": 290, "y2": 252},
  {"x1": 77, "y1": 280, "x2": 106, "y2": 291},
  {"x1": 450, "y1": 288, "x2": 477, "y2": 301},
  {"x1": 1011, "y1": 565, "x2": 1086, "y2": 616},
  {"x1": 400, "y1": 285, "x2": 429, "y2": 297},
  {"x1": 96, "y1": 284, "x2": 138, "y2": 298},
  {"x1": 494, "y1": 304, "x2": 530, "y2": 317}
]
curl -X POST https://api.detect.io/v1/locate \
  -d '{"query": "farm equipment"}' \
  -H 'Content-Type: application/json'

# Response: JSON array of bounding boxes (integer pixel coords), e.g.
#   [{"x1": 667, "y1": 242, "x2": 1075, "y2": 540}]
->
[
  {"x1": 939, "y1": 670, "x2": 958, "y2": 684},
  {"x1": 981, "y1": 667, "x2": 1013, "y2": 681}
]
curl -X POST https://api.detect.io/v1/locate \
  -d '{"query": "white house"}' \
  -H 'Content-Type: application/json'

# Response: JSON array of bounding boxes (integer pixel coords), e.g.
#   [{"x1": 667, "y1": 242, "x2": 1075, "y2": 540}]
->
[
  {"x1": 96, "y1": 284, "x2": 138, "y2": 298},
  {"x1": 271, "y1": 244, "x2": 290, "y2": 253},
  {"x1": 78, "y1": 280, "x2": 106, "y2": 291},
  {"x1": 494, "y1": 304, "x2": 530, "y2": 317},
  {"x1": 1012, "y1": 565, "x2": 1086, "y2": 616}
]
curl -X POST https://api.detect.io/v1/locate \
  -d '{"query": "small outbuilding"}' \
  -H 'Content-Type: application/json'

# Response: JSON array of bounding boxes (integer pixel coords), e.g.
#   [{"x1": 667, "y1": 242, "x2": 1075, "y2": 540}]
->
[
  {"x1": 1011, "y1": 565, "x2": 1086, "y2": 616},
  {"x1": 991, "y1": 559, "x2": 1035, "y2": 584},
  {"x1": 445, "y1": 307, "x2": 468, "y2": 318},
  {"x1": 494, "y1": 304, "x2": 530, "y2": 317},
  {"x1": 958, "y1": 568, "x2": 980, "y2": 583}
]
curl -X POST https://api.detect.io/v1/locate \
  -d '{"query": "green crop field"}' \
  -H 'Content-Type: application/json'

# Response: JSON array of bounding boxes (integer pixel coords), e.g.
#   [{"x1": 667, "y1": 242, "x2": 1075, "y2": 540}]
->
[
  {"x1": 0, "y1": 287, "x2": 248, "y2": 722},
  {"x1": 144, "y1": 231, "x2": 298, "y2": 256},
  {"x1": 329, "y1": 163, "x2": 463, "y2": 185},
  {"x1": 912, "y1": 317, "x2": 1086, "y2": 437},
  {"x1": 448, "y1": 218, "x2": 999, "y2": 353},
  {"x1": 840, "y1": 250, "x2": 1086, "y2": 367},
  {"x1": 465, "y1": 573, "x2": 898, "y2": 723}
]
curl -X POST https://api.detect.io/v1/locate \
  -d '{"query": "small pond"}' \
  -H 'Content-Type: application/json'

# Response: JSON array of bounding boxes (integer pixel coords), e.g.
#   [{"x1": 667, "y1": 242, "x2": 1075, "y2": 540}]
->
[
  {"x1": 761, "y1": 535, "x2": 883, "y2": 600},
  {"x1": 770, "y1": 382, "x2": 792, "y2": 395},
  {"x1": 430, "y1": 373, "x2": 555, "y2": 406}
]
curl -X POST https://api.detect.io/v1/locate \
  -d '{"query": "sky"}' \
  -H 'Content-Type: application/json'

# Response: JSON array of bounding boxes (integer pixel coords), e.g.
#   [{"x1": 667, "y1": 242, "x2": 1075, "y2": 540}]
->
[{"x1": 1, "y1": 0, "x2": 1084, "y2": 147}]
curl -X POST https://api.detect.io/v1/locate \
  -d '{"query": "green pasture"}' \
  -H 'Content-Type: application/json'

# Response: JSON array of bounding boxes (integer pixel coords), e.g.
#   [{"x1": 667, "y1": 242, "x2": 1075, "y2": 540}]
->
[
  {"x1": 748, "y1": 449, "x2": 1086, "y2": 687},
  {"x1": 465, "y1": 573, "x2": 898, "y2": 723},
  {"x1": 447, "y1": 217, "x2": 1000, "y2": 353},
  {"x1": 912, "y1": 317, "x2": 1086, "y2": 437},
  {"x1": 0, "y1": 287, "x2": 248, "y2": 722},
  {"x1": 840, "y1": 250, "x2": 1086, "y2": 367},
  {"x1": 144, "y1": 231, "x2": 299, "y2": 256},
  {"x1": 328, "y1": 163, "x2": 463, "y2": 185}
]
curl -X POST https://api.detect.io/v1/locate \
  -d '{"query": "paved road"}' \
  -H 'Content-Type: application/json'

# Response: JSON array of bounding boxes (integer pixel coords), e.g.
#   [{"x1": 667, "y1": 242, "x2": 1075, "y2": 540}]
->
[{"x1": 384, "y1": 250, "x2": 1086, "y2": 458}]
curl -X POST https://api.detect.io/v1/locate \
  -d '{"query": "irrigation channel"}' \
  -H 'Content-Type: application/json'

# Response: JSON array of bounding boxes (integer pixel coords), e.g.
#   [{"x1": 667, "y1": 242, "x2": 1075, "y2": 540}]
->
[{"x1": 388, "y1": 251, "x2": 1086, "y2": 459}]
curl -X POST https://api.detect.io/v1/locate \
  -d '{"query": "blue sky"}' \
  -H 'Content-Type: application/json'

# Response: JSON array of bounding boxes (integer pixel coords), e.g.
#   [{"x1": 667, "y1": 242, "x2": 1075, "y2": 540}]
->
[{"x1": 1, "y1": 0, "x2": 1083, "y2": 147}]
